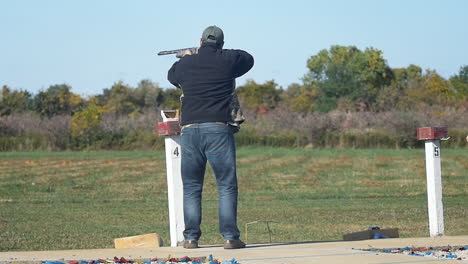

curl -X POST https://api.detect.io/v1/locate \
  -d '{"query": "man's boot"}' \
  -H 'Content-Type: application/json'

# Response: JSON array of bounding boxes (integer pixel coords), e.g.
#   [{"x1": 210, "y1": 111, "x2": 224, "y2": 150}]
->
[
  {"x1": 224, "y1": 239, "x2": 246, "y2": 249},
  {"x1": 183, "y1": 240, "x2": 199, "y2": 249}
]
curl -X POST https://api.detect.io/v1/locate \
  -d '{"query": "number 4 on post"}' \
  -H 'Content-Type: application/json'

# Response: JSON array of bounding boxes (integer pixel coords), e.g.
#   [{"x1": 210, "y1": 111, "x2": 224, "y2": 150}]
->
[{"x1": 173, "y1": 147, "x2": 180, "y2": 157}]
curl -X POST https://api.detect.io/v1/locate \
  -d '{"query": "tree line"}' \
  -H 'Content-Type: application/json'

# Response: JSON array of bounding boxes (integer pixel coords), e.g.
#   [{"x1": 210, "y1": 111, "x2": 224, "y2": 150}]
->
[
  {"x1": 238, "y1": 46, "x2": 467, "y2": 113},
  {"x1": 1, "y1": 45, "x2": 467, "y2": 150}
]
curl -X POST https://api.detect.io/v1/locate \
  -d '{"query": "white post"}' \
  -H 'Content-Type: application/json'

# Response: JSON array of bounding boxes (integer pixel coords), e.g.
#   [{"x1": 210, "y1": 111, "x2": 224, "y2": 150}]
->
[
  {"x1": 160, "y1": 110, "x2": 185, "y2": 247},
  {"x1": 424, "y1": 140, "x2": 444, "y2": 237},
  {"x1": 164, "y1": 136, "x2": 185, "y2": 247}
]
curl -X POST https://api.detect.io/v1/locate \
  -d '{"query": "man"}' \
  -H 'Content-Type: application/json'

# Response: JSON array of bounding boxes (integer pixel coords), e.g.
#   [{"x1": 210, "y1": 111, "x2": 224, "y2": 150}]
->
[{"x1": 167, "y1": 25, "x2": 254, "y2": 249}]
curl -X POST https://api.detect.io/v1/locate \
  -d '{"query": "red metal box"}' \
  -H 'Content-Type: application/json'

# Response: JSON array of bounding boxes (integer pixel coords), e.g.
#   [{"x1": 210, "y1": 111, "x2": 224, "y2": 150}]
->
[
  {"x1": 417, "y1": 127, "x2": 448, "y2": 140},
  {"x1": 157, "y1": 120, "x2": 181, "y2": 136}
]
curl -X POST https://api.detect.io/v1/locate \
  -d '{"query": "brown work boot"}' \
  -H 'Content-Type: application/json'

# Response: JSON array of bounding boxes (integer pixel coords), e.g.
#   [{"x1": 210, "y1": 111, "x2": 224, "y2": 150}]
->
[
  {"x1": 224, "y1": 239, "x2": 246, "y2": 249},
  {"x1": 183, "y1": 240, "x2": 199, "y2": 249}
]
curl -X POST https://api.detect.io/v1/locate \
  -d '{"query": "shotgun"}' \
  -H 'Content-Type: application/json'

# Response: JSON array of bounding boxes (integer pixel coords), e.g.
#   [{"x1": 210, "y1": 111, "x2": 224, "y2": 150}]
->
[{"x1": 157, "y1": 47, "x2": 198, "y2": 58}]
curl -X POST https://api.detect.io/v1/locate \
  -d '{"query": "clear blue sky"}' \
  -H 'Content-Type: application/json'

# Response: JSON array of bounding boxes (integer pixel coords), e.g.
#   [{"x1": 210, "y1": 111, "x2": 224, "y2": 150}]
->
[{"x1": 1, "y1": 0, "x2": 467, "y2": 96}]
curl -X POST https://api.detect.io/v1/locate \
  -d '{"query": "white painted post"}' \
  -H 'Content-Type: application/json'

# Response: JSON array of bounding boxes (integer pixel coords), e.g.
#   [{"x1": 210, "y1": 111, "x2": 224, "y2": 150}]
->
[
  {"x1": 164, "y1": 135, "x2": 185, "y2": 246},
  {"x1": 159, "y1": 110, "x2": 185, "y2": 247},
  {"x1": 424, "y1": 140, "x2": 445, "y2": 237}
]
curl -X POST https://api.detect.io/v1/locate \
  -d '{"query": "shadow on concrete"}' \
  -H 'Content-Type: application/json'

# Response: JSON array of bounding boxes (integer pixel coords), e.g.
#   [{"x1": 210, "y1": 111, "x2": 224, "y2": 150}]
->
[
  {"x1": 244, "y1": 240, "x2": 344, "y2": 249},
  {"x1": 197, "y1": 240, "x2": 344, "y2": 249}
]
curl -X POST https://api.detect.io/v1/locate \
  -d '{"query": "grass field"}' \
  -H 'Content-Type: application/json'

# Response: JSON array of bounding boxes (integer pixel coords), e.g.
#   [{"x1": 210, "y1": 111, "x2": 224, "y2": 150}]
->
[{"x1": 0, "y1": 147, "x2": 467, "y2": 252}]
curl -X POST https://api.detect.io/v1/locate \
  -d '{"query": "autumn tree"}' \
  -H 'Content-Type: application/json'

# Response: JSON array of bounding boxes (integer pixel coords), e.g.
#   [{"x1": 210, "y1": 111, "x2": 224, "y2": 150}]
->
[
  {"x1": 374, "y1": 65, "x2": 422, "y2": 111},
  {"x1": 304, "y1": 45, "x2": 394, "y2": 112},
  {"x1": 71, "y1": 97, "x2": 104, "y2": 137},
  {"x1": 283, "y1": 83, "x2": 317, "y2": 113},
  {"x1": 97, "y1": 81, "x2": 138, "y2": 116},
  {"x1": 0, "y1": 85, "x2": 34, "y2": 116},
  {"x1": 236, "y1": 80, "x2": 282, "y2": 111},
  {"x1": 449, "y1": 65, "x2": 468, "y2": 98},
  {"x1": 134, "y1": 79, "x2": 163, "y2": 109},
  {"x1": 34, "y1": 84, "x2": 84, "y2": 117},
  {"x1": 401, "y1": 69, "x2": 454, "y2": 108}
]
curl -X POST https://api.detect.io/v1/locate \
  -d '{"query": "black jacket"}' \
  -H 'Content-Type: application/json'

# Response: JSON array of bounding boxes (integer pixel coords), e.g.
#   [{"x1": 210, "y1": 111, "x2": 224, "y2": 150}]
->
[{"x1": 167, "y1": 42, "x2": 254, "y2": 126}]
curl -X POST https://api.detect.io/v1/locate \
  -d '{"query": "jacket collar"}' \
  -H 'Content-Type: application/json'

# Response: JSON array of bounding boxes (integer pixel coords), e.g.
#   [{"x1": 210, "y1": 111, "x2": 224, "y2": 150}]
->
[{"x1": 199, "y1": 42, "x2": 219, "y2": 52}]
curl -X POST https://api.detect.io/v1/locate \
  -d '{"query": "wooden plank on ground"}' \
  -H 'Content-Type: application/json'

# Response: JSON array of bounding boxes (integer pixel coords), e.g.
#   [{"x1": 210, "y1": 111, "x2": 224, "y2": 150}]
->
[{"x1": 114, "y1": 233, "x2": 163, "y2": 248}]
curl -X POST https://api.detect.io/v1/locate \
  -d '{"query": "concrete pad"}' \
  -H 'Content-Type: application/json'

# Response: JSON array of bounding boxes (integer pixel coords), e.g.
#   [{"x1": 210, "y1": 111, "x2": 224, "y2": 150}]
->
[{"x1": 1, "y1": 236, "x2": 467, "y2": 264}]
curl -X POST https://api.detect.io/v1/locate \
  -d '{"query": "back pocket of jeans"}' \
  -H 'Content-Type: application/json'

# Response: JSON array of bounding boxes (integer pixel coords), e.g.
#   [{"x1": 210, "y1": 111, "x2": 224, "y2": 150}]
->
[{"x1": 205, "y1": 131, "x2": 228, "y2": 154}]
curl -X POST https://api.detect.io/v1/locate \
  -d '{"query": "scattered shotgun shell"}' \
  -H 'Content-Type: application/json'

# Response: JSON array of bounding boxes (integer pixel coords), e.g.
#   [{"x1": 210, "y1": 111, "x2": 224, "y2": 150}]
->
[{"x1": 358, "y1": 245, "x2": 468, "y2": 261}]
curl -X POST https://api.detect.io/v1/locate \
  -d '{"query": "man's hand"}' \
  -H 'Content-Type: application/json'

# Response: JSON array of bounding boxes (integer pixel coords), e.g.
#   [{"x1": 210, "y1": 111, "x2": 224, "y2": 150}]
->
[{"x1": 176, "y1": 48, "x2": 198, "y2": 58}]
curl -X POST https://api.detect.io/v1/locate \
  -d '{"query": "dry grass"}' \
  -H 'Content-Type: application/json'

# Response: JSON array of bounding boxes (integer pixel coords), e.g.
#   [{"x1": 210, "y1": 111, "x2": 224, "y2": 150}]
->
[{"x1": 0, "y1": 147, "x2": 467, "y2": 251}]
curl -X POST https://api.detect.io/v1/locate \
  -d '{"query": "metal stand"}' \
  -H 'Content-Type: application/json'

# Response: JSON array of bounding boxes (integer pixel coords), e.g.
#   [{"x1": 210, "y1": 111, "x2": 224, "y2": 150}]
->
[{"x1": 245, "y1": 221, "x2": 276, "y2": 244}]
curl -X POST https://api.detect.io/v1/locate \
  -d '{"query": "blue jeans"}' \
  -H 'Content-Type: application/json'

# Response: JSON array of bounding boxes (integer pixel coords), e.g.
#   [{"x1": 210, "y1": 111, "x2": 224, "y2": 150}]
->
[{"x1": 181, "y1": 122, "x2": 240, "y2": 241}]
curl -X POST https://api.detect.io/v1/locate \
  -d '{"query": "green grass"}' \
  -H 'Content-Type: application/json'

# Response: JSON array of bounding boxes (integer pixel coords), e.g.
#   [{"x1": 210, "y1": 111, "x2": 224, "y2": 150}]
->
[{"x1": 0, "y1": 147, "x2": 467, "y2": 251}]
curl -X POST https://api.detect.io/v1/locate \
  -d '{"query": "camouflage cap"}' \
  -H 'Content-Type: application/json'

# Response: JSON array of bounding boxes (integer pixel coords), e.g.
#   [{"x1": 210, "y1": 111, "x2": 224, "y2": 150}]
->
[{"x1": 201, "y1": 25, "x2": 224, "y2": 45}]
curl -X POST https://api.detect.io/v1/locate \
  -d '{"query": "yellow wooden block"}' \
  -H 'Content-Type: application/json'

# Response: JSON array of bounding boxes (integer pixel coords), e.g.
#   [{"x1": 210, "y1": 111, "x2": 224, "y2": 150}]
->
[{"x1": 114, "y1": 233, "x2": 163, "y2": 248}]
